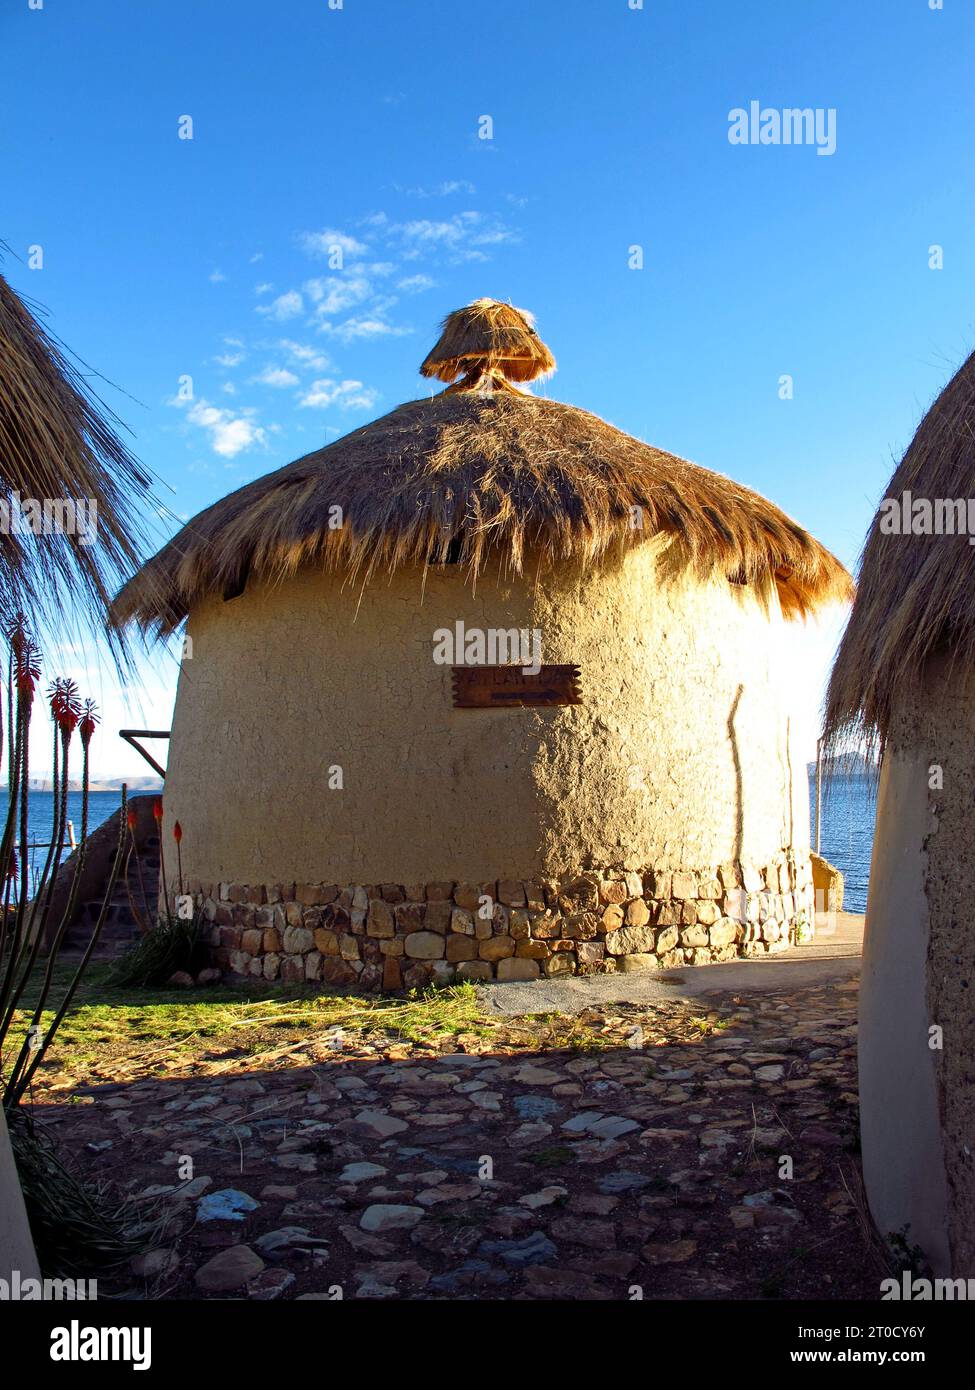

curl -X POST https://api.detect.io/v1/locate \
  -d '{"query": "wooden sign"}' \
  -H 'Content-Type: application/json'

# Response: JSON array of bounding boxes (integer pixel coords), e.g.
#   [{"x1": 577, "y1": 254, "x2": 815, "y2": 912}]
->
[{"x1": 451, "y1": 664, "x2": 582, "y2": 709}]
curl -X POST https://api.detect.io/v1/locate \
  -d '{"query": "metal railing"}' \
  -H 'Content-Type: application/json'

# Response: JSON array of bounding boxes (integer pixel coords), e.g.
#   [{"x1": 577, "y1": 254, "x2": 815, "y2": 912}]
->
[{"x1": 17, "y1": 822, "x2": 77, "y2": 854}]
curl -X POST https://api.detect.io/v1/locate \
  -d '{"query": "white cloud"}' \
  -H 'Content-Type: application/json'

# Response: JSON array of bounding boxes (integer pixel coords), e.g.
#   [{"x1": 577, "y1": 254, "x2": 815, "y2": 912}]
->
[
  {"x1": 254, "y1": 281, "x2": 274, "y2": 295},
  {"x1": 403, "y1": 179, "x2": 476, "y2": 198},
  {"x1": 397, "y1": 274, "x2": 435, "y2": 293},
  {"x1": 303, "y1": 275, "x2": 372, "y2": 316},
  {"x1": 399, "y1": 217, "x2": 471, "y2": 244},
  {"x1": 277, "y1": 339, "x2": 331, "y2": 372},
  {"x1": 256, "y1": 290, "x2": 303, "y2": 321},
  {"x1": 316, "y1": 316, "x2": 411, "y2": 343},
  {"x1": 214, "y1": 351, "x2": 244, "y2": 368},
  {"x1": 209, "y1": 268, "x2": 227, "y2": 283},
  {"x1": 187, "y1": 399, "x2": 266, "y2": 457},
  {"x1": 390, "y1": 211, "x2": 518, "y2": 263},
  {"x1": 300, "y1": 227, "x2": 368, "y2": 259},
  {"x1": 299, "y1": 378, "x2": 379, "y2": 410},
  {"x1": 249, "y1": 251, "x2": 264, "y2": 263},
  {"x1": 221, "y1": 382, "x2": 237, "y2": 395},
  {"x1": 252, "y1": 365, "x2": 300, "y2": 388}
]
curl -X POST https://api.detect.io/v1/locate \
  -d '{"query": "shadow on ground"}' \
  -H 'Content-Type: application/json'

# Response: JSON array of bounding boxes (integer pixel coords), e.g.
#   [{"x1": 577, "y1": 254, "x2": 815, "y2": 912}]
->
[{"x1": 23, "y1": 976, "x2": 894, "y2": 1302}]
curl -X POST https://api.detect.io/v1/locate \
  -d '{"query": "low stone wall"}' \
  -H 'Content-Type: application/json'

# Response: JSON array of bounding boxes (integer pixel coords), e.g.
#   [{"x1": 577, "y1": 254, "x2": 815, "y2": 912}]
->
[
  {"x1": 810, "y1": 851, "x2": 844, "y2": 913},
  {"x1": 191, "y1": 853, "x2": 815, "y2": 992}
]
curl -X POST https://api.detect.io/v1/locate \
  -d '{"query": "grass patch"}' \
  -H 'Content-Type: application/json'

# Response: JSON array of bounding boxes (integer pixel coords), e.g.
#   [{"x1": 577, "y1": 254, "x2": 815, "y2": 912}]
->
[
  {"x1": 689, "y1": 1015, "x2": 731, "y2": 1037},
  {"x1": 521, "y1": 1012, "x2": 615, "y2": 1053},
  {"x1": 6, "y1": 964, "x2": 493, "y2": 1085}
]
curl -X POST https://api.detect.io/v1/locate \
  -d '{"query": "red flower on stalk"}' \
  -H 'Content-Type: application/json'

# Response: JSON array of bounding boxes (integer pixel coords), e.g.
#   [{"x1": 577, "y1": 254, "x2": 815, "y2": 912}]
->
[
  {"x1": 5, "y1": 612, "x2": 30, "y2": 663},
  {"x1": 14, "y1": 639, "x2": 41, "y2": 705},
  {"x1": 173, "y1": 820, "x2": 183, "y2": 844},
  {"x1": 79, "y1": 698, "x2": 99, "y2": 747},
  {"x1": 126, "y1": 806, "x2": 138, "y2": 833},
  {"x1": 153, "y1": 798, "x2": 163, "y2": 824},
  {"x1": 48, "y1": 678, "x2": 81, "y2": 736}
]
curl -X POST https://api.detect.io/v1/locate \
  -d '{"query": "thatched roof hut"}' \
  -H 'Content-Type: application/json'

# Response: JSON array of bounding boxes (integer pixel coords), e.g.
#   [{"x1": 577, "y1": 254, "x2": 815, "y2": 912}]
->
[
  {"x1": 420, "y1": 297, "x2": 555, "y2": 387},
  {"x1": 823, "y1": 344, "x2": 975, "y2": 1279},
  {"x1": 0, "y1": 264, "x2": 151, "y2": 644},
  {"x1": 114, "y1": 301, "x2": 849, "y2": 639},
  {"x1": 825, "y1": 346, "x2": 975, "y2": 751},
  {"x1": 115, "y1": 299, "x2": 849, "y2": 993}
]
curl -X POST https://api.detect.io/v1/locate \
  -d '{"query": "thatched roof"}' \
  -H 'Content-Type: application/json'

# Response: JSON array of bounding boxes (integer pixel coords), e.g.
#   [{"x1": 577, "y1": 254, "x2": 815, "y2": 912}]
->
[
  {"x1": 113, "y1": 354, "x2": 851, "y2": 640},
  {"x1": 824, "y1": 345, "x2": 975, "y2": 751},
  {"x1": 420, "y1": 298, "x2": 555, "y2": 386},
  {"x1": 1, "y1": 264, "x2": 152, "y2": 648}
]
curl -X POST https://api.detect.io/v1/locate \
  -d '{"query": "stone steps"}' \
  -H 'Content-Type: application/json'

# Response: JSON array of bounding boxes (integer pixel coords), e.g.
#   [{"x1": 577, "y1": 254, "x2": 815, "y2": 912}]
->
[{"x1": 63, "y1": 845, "x2": 161, "y2": 958}]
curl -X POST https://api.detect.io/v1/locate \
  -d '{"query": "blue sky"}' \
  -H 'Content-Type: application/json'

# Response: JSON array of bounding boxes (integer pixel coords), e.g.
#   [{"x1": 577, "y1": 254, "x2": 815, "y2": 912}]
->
[{"x1": 3, "y1": 0, "x2": 974, "y2": 775}]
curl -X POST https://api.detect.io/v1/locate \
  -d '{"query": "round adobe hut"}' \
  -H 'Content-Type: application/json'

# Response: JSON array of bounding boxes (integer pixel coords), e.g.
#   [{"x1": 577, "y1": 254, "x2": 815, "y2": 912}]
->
[
  {"x1": 824, "y1": 344, "x2": 975, "y2": 1279},
  {"x1": 114, "y1": 300, "x2": 851, "y2": 992}
]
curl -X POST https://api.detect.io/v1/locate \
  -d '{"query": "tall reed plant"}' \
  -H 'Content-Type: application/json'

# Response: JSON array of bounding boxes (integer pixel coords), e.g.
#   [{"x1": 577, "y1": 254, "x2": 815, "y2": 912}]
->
[{"x1": 0, "y1": 612, "x2": 127, "y2": 1109}]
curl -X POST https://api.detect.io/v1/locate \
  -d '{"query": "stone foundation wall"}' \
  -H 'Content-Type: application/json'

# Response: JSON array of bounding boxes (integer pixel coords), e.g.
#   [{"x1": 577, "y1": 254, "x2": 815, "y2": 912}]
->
[{"x1": 190, "y1": 853, "x2": 815, "y2": 992}]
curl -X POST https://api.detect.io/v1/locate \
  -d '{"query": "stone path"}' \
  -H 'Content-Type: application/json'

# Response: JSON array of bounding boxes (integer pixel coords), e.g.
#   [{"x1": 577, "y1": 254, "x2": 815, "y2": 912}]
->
[
  {"x1": 479, "y1": 912, "x2": 865, "y2": 1017},
  {"x1": 31, "y1": 978, "x2": 884, "y2": 1301}
]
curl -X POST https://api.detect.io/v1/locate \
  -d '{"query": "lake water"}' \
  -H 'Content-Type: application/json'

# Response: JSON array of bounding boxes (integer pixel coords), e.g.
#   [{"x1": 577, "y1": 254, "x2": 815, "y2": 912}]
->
[
  {"x1": 808, "y1": 771, "x2": 877, "y2": 914},
  {"x1": 2, "y1": 777, "x2": 879, "y2": 914},
  {"x1": 0, "y1": 790, "x2": 124, "y2": 890}
]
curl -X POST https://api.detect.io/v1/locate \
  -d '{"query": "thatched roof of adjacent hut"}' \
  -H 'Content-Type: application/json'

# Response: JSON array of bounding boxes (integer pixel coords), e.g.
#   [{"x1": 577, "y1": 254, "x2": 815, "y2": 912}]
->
[
  {"x1": 1, "y1": 264, "x2": 152, "y2": 647},
  {"x1": 824, "y1": 346, "x2": 975, "y2": 751},
  {"x1": 113, "y1": 300, "x2": 851, "y2": 640},
  {"x1": 420, "y1": 298, "x2": 555, "y2": 386}
]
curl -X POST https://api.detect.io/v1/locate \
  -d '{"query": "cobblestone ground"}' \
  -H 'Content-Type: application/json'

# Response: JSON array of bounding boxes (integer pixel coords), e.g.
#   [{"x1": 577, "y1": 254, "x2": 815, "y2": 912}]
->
[{"x1": 30, "y1": 978, "x2": 886, "y2": 1301}]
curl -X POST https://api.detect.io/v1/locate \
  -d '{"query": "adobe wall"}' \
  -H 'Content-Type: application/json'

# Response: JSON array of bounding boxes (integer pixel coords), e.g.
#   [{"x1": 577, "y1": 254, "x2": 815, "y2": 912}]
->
[
  {"x1": 859, "y1": 650, "x2": 975, "y2": 1276},
  {"x1": 164, "y1": 545, "x2": 810, "y2": 888},
  {"x1": 857, "y1": 742, "x2": 950, "y2": 1274},
  {"x1": 0, "y1": 1108, "x2": 40, "y2": 1285}
]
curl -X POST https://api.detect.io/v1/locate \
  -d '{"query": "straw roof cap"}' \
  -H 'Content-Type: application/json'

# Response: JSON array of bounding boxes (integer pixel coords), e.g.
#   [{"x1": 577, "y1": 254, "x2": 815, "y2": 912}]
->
[
  {"x1": 420, "y1": 298, "x2": 555, "y2": 386},
  {"x1": 825, "y1": 345, "x2": 975, "y2": 750},
  {"x1": 113, "y1": 302, "x2": 851, "y2": 639}
]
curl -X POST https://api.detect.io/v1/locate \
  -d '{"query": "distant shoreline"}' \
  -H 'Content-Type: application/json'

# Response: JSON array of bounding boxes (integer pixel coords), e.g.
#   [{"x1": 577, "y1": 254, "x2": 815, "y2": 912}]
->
[
  {"x1": 805, "y1": 758, "x2": 877, "y2": 777},
  {"x1": 25, "y1": 779, "x2": 163, "y2": 794}
]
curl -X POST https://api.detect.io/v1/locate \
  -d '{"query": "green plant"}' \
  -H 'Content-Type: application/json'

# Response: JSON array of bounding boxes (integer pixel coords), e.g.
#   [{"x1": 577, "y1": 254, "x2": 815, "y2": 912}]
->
[
  {"x1": 887, "y1": 1226, "x2": 929, "y2": 1279},
  {"x1": 795, "y1": 910, "x2": 814, "y2": 945},
  {"x1": 8, "y1": 1111, "x2": 169, "y2": 1275},
  {"x1": 0, "y1": 614, "x2": 127, "y2": 1109},
  {"x1": 104, "y1": 909, "x2": 208, "y2": 989}
]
